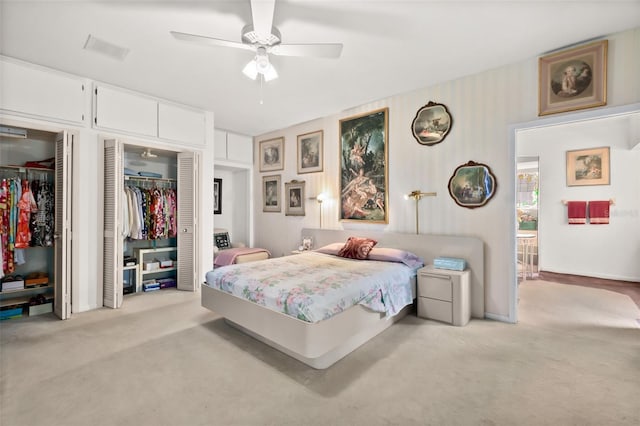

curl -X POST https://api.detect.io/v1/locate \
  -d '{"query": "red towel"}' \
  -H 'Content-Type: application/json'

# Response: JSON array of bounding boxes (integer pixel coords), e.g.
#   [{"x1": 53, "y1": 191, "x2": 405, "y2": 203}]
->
[
  {"x1": 567, "y1": 201, "x2": 587, "y2": 224},
  {"x1": 589, "y1": 200, "x2": 610, "y2": 224}
]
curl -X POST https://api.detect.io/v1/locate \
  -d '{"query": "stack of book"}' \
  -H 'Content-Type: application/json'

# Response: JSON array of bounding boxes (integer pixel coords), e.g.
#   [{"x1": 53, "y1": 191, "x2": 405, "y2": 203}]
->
[{"x1": 142, "y1": 279, "x2": 160, "y2": 292}]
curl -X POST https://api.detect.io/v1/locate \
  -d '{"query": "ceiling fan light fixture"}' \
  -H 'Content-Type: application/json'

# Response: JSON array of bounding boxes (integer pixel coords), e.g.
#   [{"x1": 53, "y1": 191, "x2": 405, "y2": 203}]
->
[
  {"x1": 242, "y1": 47, "x2": 278, "y2": 81},
  {"x1": 242, "y1": 60, "x2": 259, "y2": 80}
]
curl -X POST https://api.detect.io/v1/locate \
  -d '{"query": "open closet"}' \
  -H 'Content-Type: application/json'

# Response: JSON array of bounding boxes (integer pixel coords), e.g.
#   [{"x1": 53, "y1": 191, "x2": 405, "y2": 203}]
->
[
  {"x1": 103, "y1": 139, "x2": 199, "y2": 309},
  {"x1": 0, "y1": 124, "x2": 72, "y2": 320}
]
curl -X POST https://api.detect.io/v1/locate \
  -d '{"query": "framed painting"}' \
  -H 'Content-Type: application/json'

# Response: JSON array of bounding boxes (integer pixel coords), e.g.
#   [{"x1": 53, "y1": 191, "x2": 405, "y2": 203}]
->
[
  {"x1": 213, "y1": 178, "x2": 222, "y2": 215},
  {"x1": 262, "y1": 174, "x2": 281, "y2": 212},
  {"x1": 566, "y1": 146, "x2": 610, "y2": 186},
  {"x1": 297, "y1": 130, "x2": 323, "y2": 174},
  {"x1": 539, "y1": 40, "x2": 607, "y2": 116},
  {"x1": 448, "y1": 161, "x2": 497, "y2": 209},
  {"x1": 259, "y1": 137, "x2": 284, "y2": 172},
  {"x1": 284, "y1": 180, "x2": 305, "y2": 216},
  {"x1": 339, "y1": 107, "x2": 388, "y2": 223},
  {"x1": 411, "y1": 101, "x2": 453, "y2": 146}
]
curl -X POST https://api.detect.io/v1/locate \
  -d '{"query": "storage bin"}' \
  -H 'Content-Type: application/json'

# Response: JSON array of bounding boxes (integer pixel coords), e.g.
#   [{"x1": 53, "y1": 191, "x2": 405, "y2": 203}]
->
[{"x1": 29, "y1": 303, "x2": 53, "y2": 316}]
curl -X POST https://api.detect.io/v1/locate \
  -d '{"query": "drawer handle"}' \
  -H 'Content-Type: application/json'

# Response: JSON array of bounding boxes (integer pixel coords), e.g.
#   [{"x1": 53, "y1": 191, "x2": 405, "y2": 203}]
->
[{"x1": 421, "y1": 274, "x2": 451, "y2": 281}]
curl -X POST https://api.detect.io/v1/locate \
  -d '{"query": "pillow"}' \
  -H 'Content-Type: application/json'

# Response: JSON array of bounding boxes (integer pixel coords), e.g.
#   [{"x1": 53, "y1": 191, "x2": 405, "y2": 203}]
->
[
  {"x1": 368, "y1": 247, "x2": 424, "y2": 269},
  {"x1": 314, "y1": 243, "x2": 344, "y2": 256},
  {"x1": 337, "y1": 237, "x2": 378, "y2": 260}
]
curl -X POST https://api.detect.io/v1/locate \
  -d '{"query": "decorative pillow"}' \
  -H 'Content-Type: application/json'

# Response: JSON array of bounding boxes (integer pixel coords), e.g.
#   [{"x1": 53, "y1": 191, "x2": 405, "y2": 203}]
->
[
  {"x1": 368, "y1": 247, "x2": 424, "y2": 269},
  {"x1": 337, "y1": 237, "x2": 378, "y2": 260},
  {"x1": 314, "y1": 243, "x2": 344, "y2": 256}
]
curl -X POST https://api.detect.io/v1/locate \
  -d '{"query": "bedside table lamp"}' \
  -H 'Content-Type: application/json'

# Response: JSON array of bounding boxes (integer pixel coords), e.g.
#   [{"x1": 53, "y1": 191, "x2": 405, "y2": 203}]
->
[{"x1": 404, "y1": 190, "x2": 436, "y2": 234}]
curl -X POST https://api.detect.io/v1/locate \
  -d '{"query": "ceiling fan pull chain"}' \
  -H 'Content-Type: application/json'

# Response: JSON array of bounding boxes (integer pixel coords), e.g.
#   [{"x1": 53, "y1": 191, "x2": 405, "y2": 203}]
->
[{"x1": 260, "y1": 74, "x2": 264, "y2": 105}]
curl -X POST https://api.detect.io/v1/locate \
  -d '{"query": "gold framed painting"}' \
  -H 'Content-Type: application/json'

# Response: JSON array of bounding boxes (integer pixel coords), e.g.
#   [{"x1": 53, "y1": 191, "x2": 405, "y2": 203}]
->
[
  {"x1": 539, "y1": 40, "x2": 607, "y2": 116},
  {"x1": 262, "y1": 174, "x2": 281, "y2": 212},
  {"x1": 259, "y1": 137, "x2": 284, "y2": 172},
  {"x1": 339, "y1": 107, "x2": 388, "y2": 223},
  {"x1": 297, "y1": 130, "x2": 323, "y2": 174},
  {"x1": 566, "y1": 146, "x2": 610, "y2": 186},
  {"x1": 284, "y1": 180, "x2": 305, "y2": 216}
]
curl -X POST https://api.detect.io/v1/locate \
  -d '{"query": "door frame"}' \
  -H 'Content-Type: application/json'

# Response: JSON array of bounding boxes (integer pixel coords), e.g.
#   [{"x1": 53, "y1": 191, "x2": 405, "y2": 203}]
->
[
  {"x1": 508, "y1": 102, "x2": 640, "y2": 323},
  {"x1": 101, "y1": 135, "x2": 202, "y2": 307},
  {"x1": 0, "y1": 115, "x2": 76, "y2": 319}
]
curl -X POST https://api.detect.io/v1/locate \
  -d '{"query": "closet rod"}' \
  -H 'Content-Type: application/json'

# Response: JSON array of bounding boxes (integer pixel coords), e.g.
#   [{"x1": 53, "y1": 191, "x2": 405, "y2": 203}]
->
[{"x1": 124, "y1": 175, "x2": 176, "y2": 183}]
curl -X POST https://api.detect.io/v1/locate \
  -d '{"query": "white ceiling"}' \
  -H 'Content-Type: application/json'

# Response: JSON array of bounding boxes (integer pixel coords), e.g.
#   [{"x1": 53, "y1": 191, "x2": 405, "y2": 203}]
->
[{"x1": 1, "y1": 1, "x2": 639, "y2": 136}]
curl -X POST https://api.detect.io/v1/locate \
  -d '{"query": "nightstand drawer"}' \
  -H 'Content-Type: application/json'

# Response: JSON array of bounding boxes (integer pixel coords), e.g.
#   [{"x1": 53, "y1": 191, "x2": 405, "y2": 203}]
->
[
  {"x1": 417, "y1": 273, "x2": 452, "y2": 302},
  {"x1": 418, "y1": 297, "x2": 453, "y2": 324}
]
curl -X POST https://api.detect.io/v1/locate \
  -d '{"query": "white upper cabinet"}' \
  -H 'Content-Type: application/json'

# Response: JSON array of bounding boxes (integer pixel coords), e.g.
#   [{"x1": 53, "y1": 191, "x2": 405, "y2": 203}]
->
[
  {"x1": 0, "y1": 57, "x2": 86, "y2": 124},
  {"x1": 214, "y1": 129, "x2": 228, "y2": 160},
  {"x1": 93, "y1": 84, "x2": 158, "y2": 138},
  {"x1": 158, "y1": 102, "x2": 206, "y2": 146},
  {"x1": 214, "y1": 129, "x2": 252, "y2": 165},
  {"x1": 227, "y1": 132, "x2": 253, "y2": 164}
]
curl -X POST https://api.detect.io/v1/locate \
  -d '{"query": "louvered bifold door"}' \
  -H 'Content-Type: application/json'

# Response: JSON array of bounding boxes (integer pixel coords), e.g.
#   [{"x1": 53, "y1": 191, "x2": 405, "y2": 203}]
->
[
  {"x1": 54, "y1": 132, "x2": 72, "y2": 319},
  {"x1": 103, "y1": 139, "x2": 123, "y2": 308},
  {"x1": 177, "y1": 151, "x2": 198, "y2": 291}
]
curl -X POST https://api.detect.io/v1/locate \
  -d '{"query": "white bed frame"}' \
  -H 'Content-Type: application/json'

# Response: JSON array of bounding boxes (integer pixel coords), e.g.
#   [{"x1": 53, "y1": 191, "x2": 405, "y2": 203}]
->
[{"x1": 201, "y1": 228, "x2": 484, "y2": 369}]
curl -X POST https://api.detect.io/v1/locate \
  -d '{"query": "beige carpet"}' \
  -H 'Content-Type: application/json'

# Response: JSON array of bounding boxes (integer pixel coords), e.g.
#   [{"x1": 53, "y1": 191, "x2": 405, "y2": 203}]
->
[{"x1": 1, "y1": 280, "x2": 638, "y2": 426}]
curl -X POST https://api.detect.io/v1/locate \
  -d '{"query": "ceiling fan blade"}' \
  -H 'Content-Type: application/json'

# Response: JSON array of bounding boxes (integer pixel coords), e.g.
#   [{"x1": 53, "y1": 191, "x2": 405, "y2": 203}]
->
[
  {"x1": 250, "y1": 0, "x2": 275, "y2": 39},
  {"x1": 171, "y1": 31, "x2": 254, "y2": 52},
  {"x1": 271, "y1": 43, "x2": 343, "y2": 58}
]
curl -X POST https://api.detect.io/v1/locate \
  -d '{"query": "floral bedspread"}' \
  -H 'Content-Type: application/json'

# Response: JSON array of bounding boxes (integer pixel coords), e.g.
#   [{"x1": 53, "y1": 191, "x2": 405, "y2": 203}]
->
[{"x1": 205, "y1": 252, "x2": 418, "y2": 323}]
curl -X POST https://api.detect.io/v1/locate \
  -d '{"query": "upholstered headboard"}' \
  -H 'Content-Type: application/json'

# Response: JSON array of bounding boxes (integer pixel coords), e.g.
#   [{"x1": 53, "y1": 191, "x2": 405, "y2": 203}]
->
[{"x1": 301, "y1": 228, "x2": 485, "y2": 318}]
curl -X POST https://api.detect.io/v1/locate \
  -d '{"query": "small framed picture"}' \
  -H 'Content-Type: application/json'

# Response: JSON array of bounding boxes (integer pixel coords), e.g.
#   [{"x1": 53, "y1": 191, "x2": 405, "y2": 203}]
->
[
  {"x1": 213, "y1": 178, "x2": 222, "y2": 215},
  {"x1": 447, "y1": 160, "x2": 497, "y2": 209},
  {"x1": 411, "y1": 101, "x2": 453, "y2": 146},
  {"x1": 262, "y1": 175, "x2": 281, "y2": 212},
  {"x1": 566, "y1": 146, "x2": 610, "y2": 186},
  {"x1": 259, "y1": 137, "x2": 284, "y2": 172},
  {"x1": 301, "y1": 236, "x2": 313, "y2": 251},
  {"x1": 284, "y1": 180, "x2": 305, "y2": 216},
  {"x1": 539, "y1": 40, "x2": 607, "y2": 116},
  {"x1": 297, "y1": 130, "x2": 323, "y2": 174}
]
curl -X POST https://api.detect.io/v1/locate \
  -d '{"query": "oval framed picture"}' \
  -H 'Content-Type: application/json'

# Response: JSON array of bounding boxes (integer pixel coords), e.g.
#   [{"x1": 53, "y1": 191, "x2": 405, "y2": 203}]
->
[
  {"x1": 448, "y1": 161, "x2": 497, "y2": 209},
  {"x1": 411, "y1": 101, "x2": 452, "y2": 146}
]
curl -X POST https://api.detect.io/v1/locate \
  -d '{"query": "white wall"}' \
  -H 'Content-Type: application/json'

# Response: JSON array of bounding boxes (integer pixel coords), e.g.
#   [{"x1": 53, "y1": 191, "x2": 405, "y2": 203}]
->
[
  {"x1": 518, "y1": 114, "x2": 639, "y2": 281},
  {"x1": 253, "y1": 27, "x2": 640, "y2": 319},
  {"x1": 214, "y1": 168, "x2": 234, "y2": 233}
]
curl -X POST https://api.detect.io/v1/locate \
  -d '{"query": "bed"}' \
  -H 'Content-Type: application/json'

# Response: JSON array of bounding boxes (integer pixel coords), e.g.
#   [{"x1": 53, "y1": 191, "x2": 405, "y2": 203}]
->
[{"x1": 202, "y1": 228, "x2": 484, "y2": 369}]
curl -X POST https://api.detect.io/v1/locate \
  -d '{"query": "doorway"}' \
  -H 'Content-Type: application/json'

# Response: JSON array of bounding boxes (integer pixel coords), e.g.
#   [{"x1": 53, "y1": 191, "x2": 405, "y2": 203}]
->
[{"x1": 516, "y1": 157, "x2": 539, "y2": 282}]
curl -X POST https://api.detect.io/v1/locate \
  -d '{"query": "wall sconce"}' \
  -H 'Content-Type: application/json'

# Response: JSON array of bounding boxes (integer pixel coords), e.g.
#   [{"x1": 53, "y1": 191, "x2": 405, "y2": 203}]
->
[{"x1": 404, "y1": 190, "x2": 437, "y2": 234}]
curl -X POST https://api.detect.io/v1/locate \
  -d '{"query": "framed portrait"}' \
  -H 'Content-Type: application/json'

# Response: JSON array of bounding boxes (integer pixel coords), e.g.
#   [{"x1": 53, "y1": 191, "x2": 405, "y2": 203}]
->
[
  {"x1": 566, "y1": 146, "x2": 610, "y2": 186},
  {"x1": 297, "y1": 130, "x2": 323, "y2": 174},
  {"x1": 262, "y1": 174, "x2": 281, "y2": 212},
  {"x1": 339, "y1": 107, "x2": 389, "y2": 223},
  {"x1": 539, "y1": 40, "x2": 607, "y2": 116},
  {"x1": 213, "y1": 178, "x2": 222, "y2": 215},
  {"x1": 301, "y1": 236, "x2": 313, "y2": 251},
  {"x1": 411, "y1": 101, "x2": 453, "y2": 146},
  {"x1": 448, "y1": 161, "x2": 497, "y2": 209},
  {"x1": 284, "y1": 180, "x2": 305, "y2": 216},
  {"x1": 259, "y1": 137, "x2": 284, "y2": 172}
]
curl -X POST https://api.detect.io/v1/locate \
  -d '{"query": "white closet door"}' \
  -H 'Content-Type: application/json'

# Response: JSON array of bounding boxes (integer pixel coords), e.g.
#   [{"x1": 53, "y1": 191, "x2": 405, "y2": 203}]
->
[
  {"x1": 103, "y1": 139, "x2": 123, "y2": 308},
  {"x1": 54, "y1": 132, "x2": 72, "y2": 319},
  {"x1": 177, "y1": 151, "x2": 198, "y2": 291}
]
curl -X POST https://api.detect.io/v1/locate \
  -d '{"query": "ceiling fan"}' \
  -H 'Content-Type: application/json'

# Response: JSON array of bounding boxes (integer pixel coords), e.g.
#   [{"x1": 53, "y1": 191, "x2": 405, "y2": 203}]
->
[{"x1": 170, "y1": 0, "x2": 343, "y2": 82}]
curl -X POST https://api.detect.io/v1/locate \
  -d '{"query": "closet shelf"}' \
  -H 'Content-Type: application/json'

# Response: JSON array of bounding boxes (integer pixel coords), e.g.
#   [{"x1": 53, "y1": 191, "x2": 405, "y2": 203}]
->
[{"x1": 0, "y1": 165, "x2": 54, "y2": 173}]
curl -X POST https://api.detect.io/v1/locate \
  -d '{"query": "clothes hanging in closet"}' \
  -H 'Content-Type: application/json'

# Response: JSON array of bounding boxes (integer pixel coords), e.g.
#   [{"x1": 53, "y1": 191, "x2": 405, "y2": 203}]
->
[
  {"x1": 0, "y1": 177, "x2": 55, "y2": 275},
  {"x1": 123, "y1": 185, "x2": 177, "y2": 241}
]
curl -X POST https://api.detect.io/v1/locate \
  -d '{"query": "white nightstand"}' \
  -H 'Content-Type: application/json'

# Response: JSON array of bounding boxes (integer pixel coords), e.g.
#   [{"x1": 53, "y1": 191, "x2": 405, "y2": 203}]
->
[{"x1": 417, "y1": 265, "x2": 471, "y2": 326}]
